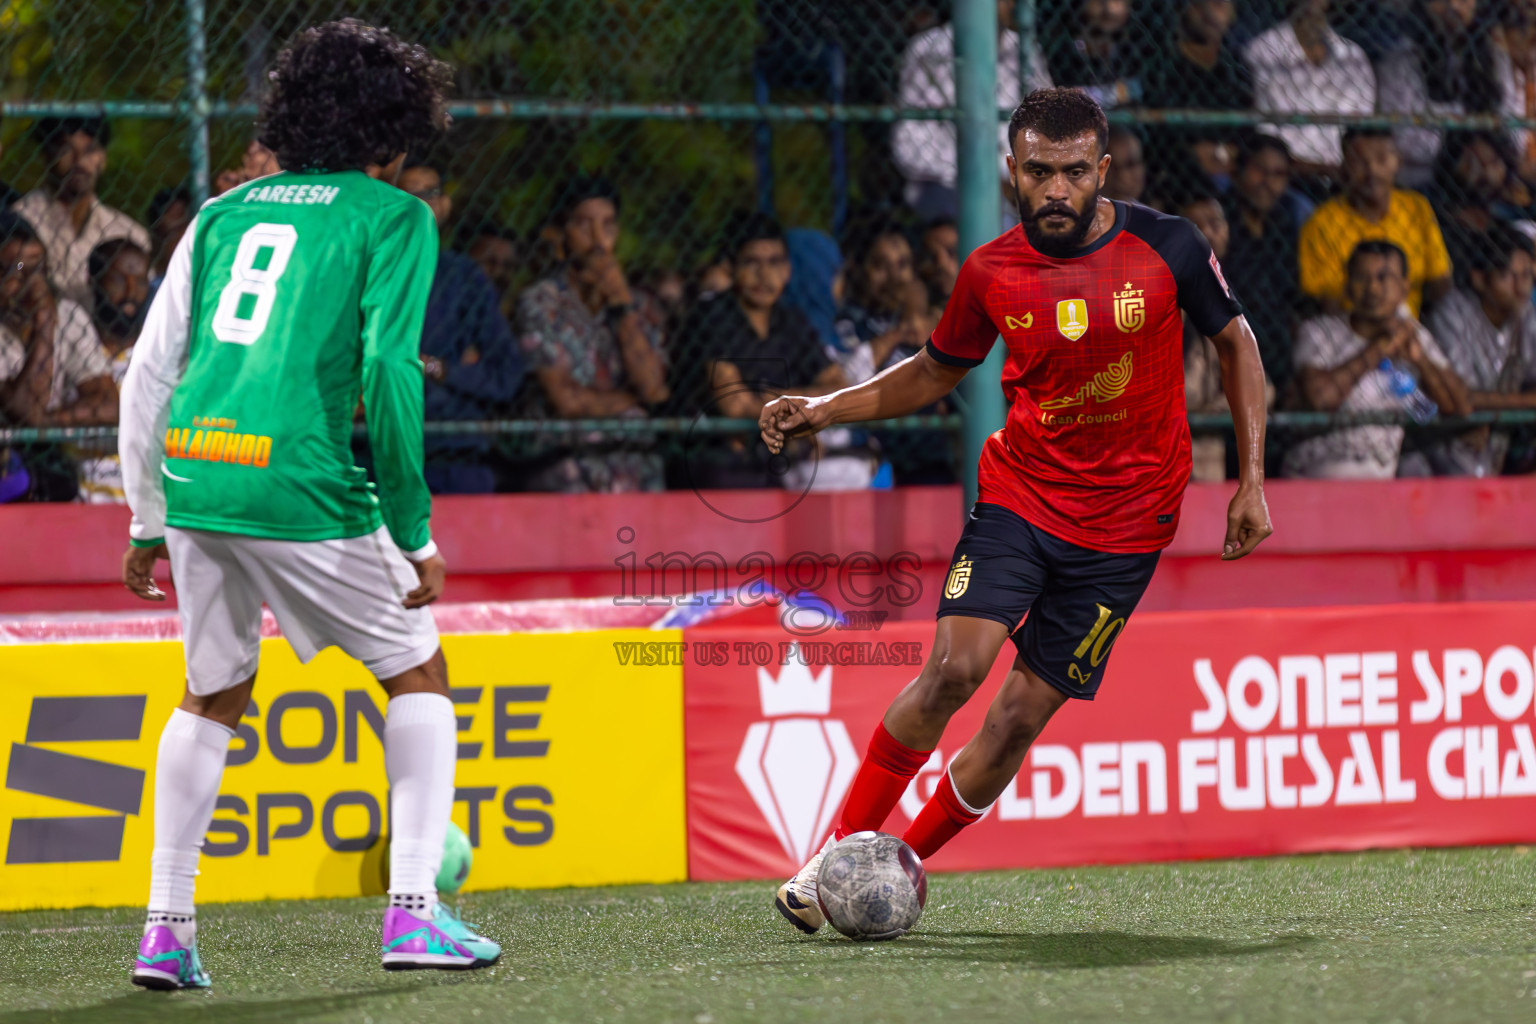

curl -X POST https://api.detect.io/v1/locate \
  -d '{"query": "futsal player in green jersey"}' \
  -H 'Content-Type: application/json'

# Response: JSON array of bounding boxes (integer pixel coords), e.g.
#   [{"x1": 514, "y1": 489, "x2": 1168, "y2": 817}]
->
[{"x1": 119, "y1": 21, "x2": 499, "y2": 988}]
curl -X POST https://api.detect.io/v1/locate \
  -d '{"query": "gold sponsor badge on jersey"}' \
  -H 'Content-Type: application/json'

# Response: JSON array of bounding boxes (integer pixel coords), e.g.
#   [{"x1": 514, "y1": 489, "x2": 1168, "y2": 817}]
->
[
  {"x1": 1039, "y1": 352, "x2": 1134, "y2": 414},
  {"x1": 1113, "y1": 281, "x2": 1145, "y2": 333},
  {"x1": 944, "y1": 554, "x2": 973, "y2": 599},
  {"x1": 1004, "y1": 313, "x2": 1033, "y2": 331},
  {"x1": 1056, "y1": 299, "x2": 1088, "y2": 341}
]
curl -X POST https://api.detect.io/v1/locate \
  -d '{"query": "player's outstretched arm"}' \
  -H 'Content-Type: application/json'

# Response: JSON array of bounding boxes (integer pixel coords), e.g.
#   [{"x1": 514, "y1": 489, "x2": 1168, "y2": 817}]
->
[
  {"x1": 759, "y1": 348, "x2": 967, "y2": 454},
  {"x1": 1209, "y1": 314, "x2": 1273, "y2": 561}
]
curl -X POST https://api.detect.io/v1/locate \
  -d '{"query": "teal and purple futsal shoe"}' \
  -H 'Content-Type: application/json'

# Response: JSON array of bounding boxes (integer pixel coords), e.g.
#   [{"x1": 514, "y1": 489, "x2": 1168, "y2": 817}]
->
[
  {"x1": 131, "y1": 925, "x2": 211, "y2": 990},
  {"x1": 381, "y1": 903, "x2": 500, "y2": 970}
]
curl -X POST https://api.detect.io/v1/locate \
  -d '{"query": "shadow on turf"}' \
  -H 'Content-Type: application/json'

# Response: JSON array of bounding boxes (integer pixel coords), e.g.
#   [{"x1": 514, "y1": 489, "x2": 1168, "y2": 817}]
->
[
  {"x1": 0, "y1": 981, "x2": 432, "y2": 1024},
  {"x1": 891, "y1": 929, "x2": 1317, "y2": 967}
]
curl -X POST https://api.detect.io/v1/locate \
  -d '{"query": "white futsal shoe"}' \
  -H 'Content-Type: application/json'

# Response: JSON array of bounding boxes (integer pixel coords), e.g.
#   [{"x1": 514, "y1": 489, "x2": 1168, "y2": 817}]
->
[{"x1": 774, "y1": 835, "x2": 837, "y2": 934}]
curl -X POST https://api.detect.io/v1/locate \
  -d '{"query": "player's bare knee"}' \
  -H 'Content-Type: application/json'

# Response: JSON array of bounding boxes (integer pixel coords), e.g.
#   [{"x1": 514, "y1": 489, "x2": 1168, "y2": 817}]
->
[{"x1": 920, "y1": 650, "x2": 990, "y2": 716}]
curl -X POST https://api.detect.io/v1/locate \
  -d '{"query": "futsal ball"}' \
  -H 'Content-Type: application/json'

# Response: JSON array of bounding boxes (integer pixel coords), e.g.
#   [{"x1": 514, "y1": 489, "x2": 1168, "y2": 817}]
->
[
  {"x1": 816, "y1": 831, "x2": 927, "y2": 940},
  {"x1": 435, "y1": 822, "x2": 473, "y2": 894}
]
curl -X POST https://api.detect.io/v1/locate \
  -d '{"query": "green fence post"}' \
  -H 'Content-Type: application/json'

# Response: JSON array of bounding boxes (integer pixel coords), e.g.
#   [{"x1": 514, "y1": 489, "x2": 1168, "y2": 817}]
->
[
  {"x1": 185, "y1": 0, "x2": 210, "y2": 207},
  {"x1": 954, "y1": 0, "x2": 1004, "y2": 509},
  {"x1": 1018, "y1": 0, "x2": 1037, "y2": 92}
]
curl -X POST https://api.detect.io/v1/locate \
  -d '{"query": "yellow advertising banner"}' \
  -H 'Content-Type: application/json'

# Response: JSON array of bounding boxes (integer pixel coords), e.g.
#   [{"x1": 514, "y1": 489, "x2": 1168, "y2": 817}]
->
[{"x1": 0, "y1": 629, "x2": 686, "y2": 911}]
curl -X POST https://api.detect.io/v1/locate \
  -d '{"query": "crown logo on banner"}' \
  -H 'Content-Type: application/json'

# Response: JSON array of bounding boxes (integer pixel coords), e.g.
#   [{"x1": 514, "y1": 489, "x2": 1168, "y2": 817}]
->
[
  {"x1": 738, "y1": 644, "x2": 856, "y2": 864},
  {"x1": 756, "y1": 644, "x2": 832, "y2": 717}
]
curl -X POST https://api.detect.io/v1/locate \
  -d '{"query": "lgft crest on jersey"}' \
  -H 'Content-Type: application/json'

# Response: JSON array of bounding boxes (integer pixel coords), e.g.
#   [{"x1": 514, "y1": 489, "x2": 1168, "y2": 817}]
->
[{"x1": 1113, "y1": 282, "x2": 1145, "y2": 333}]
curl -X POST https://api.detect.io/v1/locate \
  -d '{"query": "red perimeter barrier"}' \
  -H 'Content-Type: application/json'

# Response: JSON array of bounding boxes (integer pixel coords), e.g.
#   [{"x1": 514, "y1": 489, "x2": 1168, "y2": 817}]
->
[
  {"x1": 3, "y1": 479, "x2": 1536, "y2": 615},
  {"x1": 682, "y1": 603, "x2": 1536, "y2": 881}
]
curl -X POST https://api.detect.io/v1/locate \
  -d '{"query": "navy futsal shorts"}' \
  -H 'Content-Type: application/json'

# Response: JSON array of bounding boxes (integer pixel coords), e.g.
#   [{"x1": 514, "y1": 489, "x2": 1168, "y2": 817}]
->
[{"x1": 936, "y1": 502, "x2": 1161, "y2": 700}]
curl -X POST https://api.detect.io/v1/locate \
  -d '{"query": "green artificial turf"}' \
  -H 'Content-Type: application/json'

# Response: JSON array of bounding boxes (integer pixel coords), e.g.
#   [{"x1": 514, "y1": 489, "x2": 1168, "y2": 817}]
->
[{"x1": 2, "y1": 846, "x2": 1533, "y2": 1023}]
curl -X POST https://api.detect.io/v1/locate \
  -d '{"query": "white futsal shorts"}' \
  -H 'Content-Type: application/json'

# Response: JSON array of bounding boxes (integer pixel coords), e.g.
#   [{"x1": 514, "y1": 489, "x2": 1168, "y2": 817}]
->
[{"x1": 165, "y1": 526, "x2": 441, "y2": 695}]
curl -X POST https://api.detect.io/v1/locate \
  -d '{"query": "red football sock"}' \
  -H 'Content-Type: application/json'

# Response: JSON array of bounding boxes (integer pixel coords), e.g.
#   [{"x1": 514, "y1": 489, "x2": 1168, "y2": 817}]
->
[
  {"x1": 834, "y1": 722, "x2": 934, "y2": 840},
  {"x1": 902, "y1": 771, "x2": 983, "y2": 859}
]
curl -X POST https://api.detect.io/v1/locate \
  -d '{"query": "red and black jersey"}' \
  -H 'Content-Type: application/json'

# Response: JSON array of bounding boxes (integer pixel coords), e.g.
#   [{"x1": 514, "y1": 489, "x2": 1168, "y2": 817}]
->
[{"x1": 927, "y1": 201, "x2": 1242, "y2": 553}]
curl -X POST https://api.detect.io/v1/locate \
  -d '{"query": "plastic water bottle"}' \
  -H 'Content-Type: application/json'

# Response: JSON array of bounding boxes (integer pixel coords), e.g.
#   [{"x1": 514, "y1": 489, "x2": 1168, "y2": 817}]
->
[{"x1": 1378, "y1": 358, "x2": 1438, "y2": 425}]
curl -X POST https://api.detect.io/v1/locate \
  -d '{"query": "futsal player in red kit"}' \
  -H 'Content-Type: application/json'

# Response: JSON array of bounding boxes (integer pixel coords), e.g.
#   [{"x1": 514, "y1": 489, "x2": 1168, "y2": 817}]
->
[{"x1": 761, "y1": 88, "x2": 1273, "y2": 933}]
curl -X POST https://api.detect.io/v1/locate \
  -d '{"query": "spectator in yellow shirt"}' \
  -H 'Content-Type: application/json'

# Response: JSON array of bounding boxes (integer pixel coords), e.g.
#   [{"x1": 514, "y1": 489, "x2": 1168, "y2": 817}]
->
[{"x1": 1298, "y1": 128, "x2": 1453, "y2": 317}]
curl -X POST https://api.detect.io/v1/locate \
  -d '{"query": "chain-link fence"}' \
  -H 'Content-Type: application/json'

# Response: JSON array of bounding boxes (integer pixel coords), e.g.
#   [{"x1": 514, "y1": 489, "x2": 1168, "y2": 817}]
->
[{"x1": 1, "y1": 0, "x2": 1534, "y2": 503}]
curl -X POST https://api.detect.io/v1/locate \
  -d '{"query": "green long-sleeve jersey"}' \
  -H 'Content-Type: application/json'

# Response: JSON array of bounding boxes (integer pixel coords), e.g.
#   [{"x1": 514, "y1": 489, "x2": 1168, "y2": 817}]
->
[{"x1": 120, "y1": 170, "x2": 438, "y2": 554}]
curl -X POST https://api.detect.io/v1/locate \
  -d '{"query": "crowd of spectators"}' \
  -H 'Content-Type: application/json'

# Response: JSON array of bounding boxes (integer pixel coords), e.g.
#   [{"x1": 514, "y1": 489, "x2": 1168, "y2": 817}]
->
[
  {"x1": 4, "y1": 0, "x2": 1536, "y2": 501},
  {"x1": 887, "y1": 0, "x2": 1536, "y2": 482}
]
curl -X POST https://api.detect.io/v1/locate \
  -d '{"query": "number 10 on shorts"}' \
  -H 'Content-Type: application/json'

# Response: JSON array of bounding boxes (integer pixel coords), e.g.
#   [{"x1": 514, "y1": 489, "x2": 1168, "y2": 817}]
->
[{"x1": 1068, "y1": 603, "x2": 1126, "y2": 687}]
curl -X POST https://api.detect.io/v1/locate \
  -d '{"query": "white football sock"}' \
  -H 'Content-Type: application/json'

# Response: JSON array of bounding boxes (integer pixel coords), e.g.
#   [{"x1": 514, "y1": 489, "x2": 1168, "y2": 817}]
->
[
  {"x1": 147, "y1": 708, "x2": 234, "y2": 945},
  {"x1": 384, "y1": 692, "x2": 456, "y2": 919}
]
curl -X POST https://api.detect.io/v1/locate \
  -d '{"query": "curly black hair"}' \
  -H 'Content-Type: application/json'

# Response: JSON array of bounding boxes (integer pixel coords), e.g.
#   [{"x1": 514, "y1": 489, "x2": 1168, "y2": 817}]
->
[
  {"x1": 1007, "y1": 88, "x2": 1108, "y2": 157},
  {"x1": 257, "y1": 19, "x2": 453, "y2": 173}
]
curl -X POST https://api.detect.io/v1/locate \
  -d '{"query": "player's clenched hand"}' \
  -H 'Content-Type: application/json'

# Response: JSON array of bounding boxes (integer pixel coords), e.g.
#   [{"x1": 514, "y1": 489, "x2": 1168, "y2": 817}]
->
[
  {"x1": 122, "y1": 543, "x2": 169, "y2": 601},
  {"x1": 404, "y1": 553, "x2": 447, "y2": 609},
  {"x1": 1222, "y1": 484, "x2": 1273, "y2": 561},
  {"x1": 759, "y1": 395, "x2": 834, "y2": 454}
]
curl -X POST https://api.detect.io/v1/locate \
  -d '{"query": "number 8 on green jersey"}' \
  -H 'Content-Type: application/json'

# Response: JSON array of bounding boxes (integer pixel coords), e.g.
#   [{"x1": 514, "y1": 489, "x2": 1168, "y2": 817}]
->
[{"x1": 211, "y1": 223, "x2": 298, "y2": 345}]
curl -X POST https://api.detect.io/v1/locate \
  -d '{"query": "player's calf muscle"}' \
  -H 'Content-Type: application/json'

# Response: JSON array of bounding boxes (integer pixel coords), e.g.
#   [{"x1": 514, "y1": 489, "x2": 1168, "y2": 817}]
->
[
  {"x1": 953, "y1": 676, "x2": 1066, "y2": 805},
  {"x1": 979, "y1": 695, "x2": 1056, "y2": 763},
  {"x1": 972, "y1": 668, "x2": 1064, "y2": 763}
]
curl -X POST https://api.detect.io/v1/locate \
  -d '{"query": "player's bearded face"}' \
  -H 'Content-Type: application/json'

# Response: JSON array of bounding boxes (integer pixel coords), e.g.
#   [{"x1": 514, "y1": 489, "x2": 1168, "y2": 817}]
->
[
  {"x1": 1018, "y1": 182, "x2": 1100, "y2": 256},
  {"x1": 1014, "y1": 135, "x2": 1105, "y2": 257}
]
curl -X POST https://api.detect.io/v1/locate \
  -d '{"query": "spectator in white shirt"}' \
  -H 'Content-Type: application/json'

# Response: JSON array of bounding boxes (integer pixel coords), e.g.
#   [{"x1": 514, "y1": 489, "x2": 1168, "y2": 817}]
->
[
  {"x1": 892, "y1": 0, "x2": 1052, "y2": 220},
  {"x1": 86, "y1": 238, "x2": 148, "y2": 387},
  {"x1": 10, "y1": 118, "x2": 151, "y2": 309},
  {"x1": 1425, "y1": 225, "x2": 1536, "y2": 475},
  {"x1": 0, "y1": 211, "x2": 116, "y2": 431},
  {"x1": 73, "y1": 237, "x2": 151, "y2": 503},
  {"x1": 1375, "y1": 0, "x2": 1502, "y2": 188},
  {"x1": 1286, "y1": 240, "x2": 1469, "y2": 479},
  {"x1": 1244, "y1": 0, "x2": 1376, "y2": 179}
]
